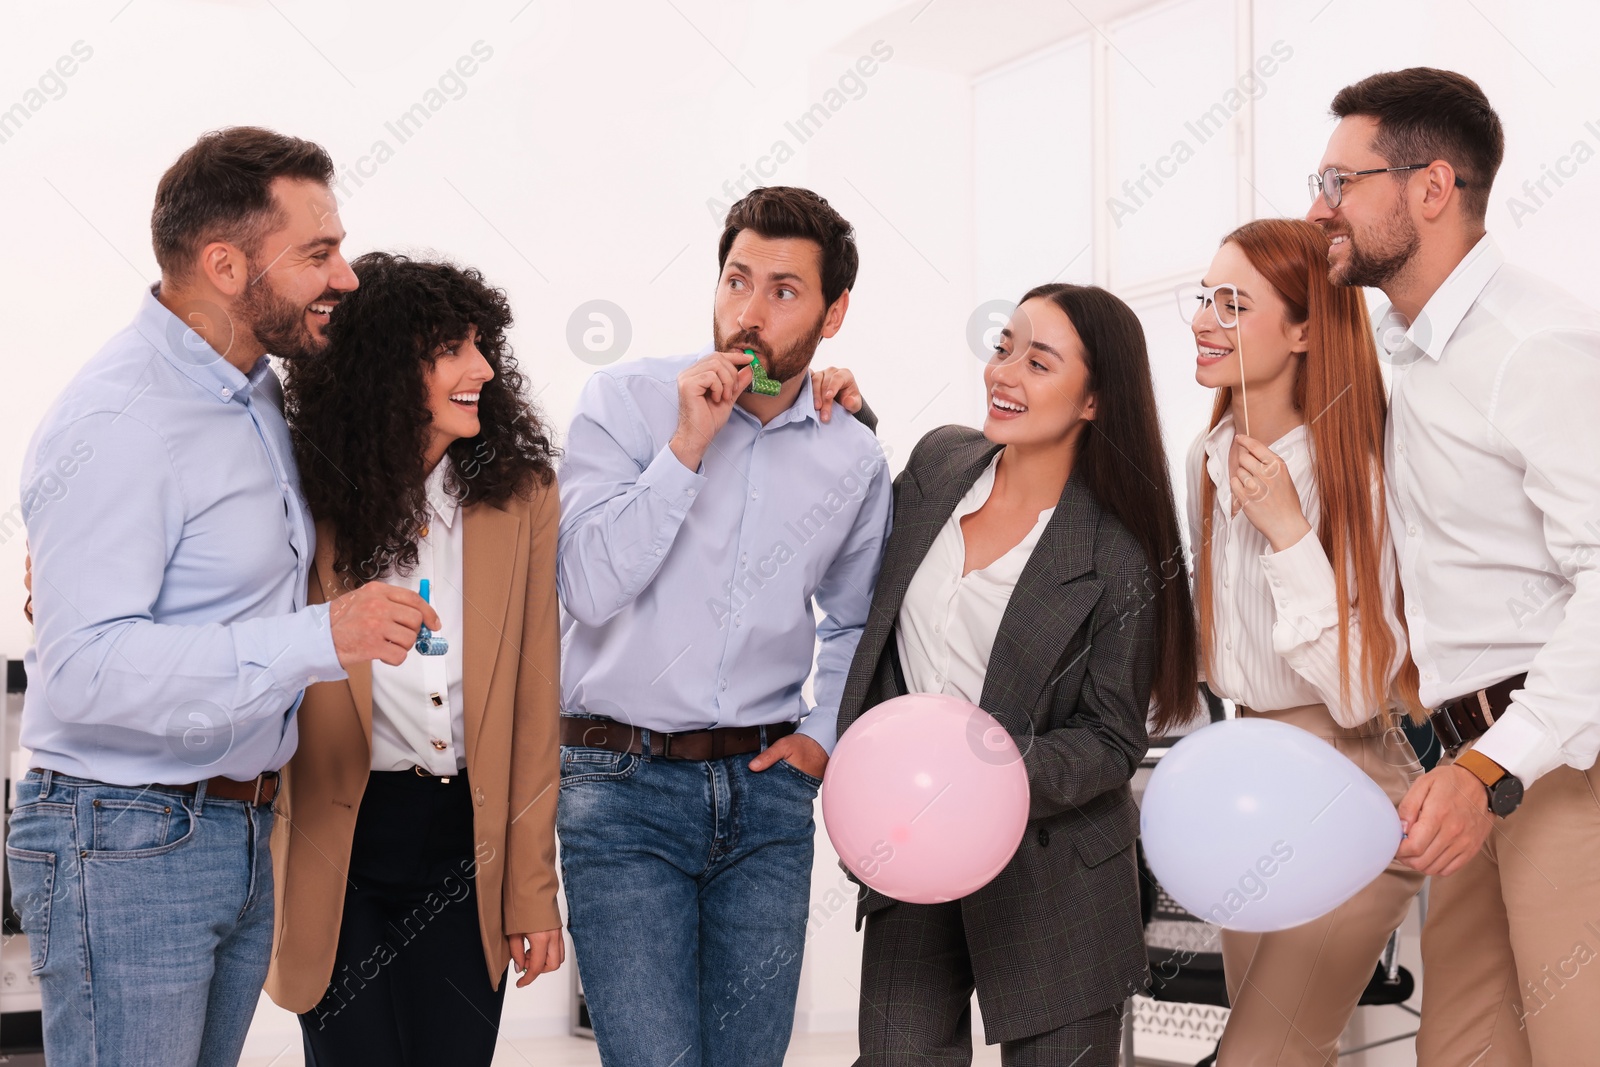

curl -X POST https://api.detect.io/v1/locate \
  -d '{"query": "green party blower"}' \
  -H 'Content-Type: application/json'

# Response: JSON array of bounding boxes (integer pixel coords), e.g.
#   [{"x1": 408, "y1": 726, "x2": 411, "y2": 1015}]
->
[{"x1": 745, "y1": 348, "x2": 781, "y2": 396}]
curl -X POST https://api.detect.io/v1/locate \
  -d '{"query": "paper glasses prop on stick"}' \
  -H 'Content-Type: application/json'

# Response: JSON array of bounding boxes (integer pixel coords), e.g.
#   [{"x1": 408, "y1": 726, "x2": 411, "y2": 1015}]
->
[
  {"x1": 1177, "y1": 283, "x2": 1250, "y2": 436},
  {"x1": 1139, "y1": 717, "x2": 1403, "y2": 932},
  {"x1": 822, "y1": 694, "x2": 1030, "y2": 904}
]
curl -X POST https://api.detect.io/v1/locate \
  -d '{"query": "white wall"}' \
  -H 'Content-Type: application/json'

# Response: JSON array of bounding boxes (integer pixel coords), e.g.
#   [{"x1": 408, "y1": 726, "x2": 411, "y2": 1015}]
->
[{"x1": 4, "y1": 0, "x2": 1598, "y2": 1054}]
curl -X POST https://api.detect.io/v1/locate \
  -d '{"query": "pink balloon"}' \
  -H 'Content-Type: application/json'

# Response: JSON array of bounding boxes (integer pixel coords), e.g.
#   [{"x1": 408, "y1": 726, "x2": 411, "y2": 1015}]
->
[{"x1": 822, "y1": 694, "x2": 1031, "y2": 904}]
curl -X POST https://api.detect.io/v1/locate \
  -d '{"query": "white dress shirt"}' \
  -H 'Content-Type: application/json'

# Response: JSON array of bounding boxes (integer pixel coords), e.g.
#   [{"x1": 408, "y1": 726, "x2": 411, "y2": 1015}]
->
[
  {"x1": 1385, "y1": 234, "x2": 1600, "y2": 785},
  {"x1": 1186, "y1": 413, "x2": 1408, "y2": 728},
  {"x1": 896, "y1": 454, "x2": 1054, "y2": 704},
  {"x1": 369, "y1": 460, "x2": 467, "y2": 774}
]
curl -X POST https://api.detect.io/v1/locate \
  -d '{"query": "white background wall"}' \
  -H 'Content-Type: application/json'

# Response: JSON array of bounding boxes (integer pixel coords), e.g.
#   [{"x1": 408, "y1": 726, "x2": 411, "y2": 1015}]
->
[{"x1": 3, "y1": 0, "x2": 1597, "y2": 1056}]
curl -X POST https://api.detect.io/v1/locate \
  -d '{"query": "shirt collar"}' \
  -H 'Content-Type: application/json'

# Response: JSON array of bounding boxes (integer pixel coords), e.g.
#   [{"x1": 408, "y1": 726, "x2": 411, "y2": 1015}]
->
[
  {"x1": 763, "y1": 368, "x2": 822, "y2": 428},
  {"x1": 1201, "y1": 410, "x2": 1309, "y2": 491},
  {"x1": 1408, "y1": 233, "x2": 1503, "y2": 361},
  {"x1": 953, "y1": 451, "x2": 1054, "y2": 524},
  {"x1": 135, "y1": 284, "x2": 268, "y2": 405},
  {"x1": 425, "y1": 459, "x2": 460, "y2": 529}
]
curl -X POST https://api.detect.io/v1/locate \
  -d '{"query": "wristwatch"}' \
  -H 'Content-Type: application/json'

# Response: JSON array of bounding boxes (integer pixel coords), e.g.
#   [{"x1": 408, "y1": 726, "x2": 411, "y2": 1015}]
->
[{"x1": 1454, "y1": 749, "x2": 1524, "y2": 818}]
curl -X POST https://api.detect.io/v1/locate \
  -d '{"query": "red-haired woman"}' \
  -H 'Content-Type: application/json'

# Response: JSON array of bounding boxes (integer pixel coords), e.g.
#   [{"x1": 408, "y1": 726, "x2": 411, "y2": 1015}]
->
[{"x1": 1181, "y1": 217, "x2": 1426, "y2": 1065}]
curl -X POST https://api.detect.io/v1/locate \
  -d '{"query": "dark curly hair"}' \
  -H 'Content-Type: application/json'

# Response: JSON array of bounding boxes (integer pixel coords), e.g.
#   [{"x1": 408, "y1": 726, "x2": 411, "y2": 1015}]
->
[{"x1": 284, "y1": 252, "x2": 558, "y2": 584}]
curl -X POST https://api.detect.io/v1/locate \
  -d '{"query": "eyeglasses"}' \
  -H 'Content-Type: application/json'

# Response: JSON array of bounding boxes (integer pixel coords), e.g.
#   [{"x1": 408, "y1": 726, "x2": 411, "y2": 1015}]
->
[
  {"x1": 1307, "y1": 164, "x2": 1467, "y2": 209},
  {"x1": 1175, "y1": 284, "x2": 1245, "y2": 328}
]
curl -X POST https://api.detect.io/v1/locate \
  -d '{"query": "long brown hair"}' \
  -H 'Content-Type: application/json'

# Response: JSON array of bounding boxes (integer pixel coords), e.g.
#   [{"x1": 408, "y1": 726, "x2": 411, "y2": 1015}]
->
[
  {"x1": 1194, "y1": 219, "x2": 1424, "y2": 722},
  {"x1": 1022, "y1": 284, "x2": 1199, "y2": 734}
]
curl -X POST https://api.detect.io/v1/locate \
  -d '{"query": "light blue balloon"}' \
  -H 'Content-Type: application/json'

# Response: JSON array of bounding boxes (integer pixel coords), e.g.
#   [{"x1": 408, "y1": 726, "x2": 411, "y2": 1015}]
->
[{"x1": 1140, "y1": 718, "x2": 1402, "y2": 932}]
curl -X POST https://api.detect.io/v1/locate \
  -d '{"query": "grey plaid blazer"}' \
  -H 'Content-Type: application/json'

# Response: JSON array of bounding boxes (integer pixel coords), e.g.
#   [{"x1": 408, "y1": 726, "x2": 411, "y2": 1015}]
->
[{"x1": 836, "y1": 424, "x2": 1158, "y2": 1042}]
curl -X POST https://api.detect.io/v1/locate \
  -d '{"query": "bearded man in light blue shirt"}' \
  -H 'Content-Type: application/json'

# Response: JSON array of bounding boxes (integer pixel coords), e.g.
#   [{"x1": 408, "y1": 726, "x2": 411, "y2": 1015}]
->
[
  {"x1": 8, "y1": 127, "x2": 438, "y2": 1067},
  {"x1": 556, "y1": 186, "x2": 892, "y2": 1067}
]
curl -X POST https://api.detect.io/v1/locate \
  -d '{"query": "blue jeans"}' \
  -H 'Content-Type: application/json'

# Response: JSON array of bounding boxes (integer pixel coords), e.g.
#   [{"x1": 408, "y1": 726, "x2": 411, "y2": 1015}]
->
[
  {"x1": 557, "y1": 733, "x2": 820, "y2": 1067},
  {"x1": 4, "y1": 769, "x2": 276, "y2": 1067}
]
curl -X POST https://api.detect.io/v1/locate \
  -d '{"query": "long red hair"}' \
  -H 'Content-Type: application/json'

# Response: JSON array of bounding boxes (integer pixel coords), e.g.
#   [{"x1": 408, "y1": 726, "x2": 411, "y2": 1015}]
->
[{"x1": 1195, "y1": 218, "x2": 1424, "y2": 723}]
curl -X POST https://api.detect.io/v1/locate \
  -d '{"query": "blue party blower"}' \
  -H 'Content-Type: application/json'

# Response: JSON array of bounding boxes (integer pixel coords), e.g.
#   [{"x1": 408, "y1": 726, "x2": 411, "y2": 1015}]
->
[{"x1": 415, "y1": 579, "x2": 449, "y2": 656}]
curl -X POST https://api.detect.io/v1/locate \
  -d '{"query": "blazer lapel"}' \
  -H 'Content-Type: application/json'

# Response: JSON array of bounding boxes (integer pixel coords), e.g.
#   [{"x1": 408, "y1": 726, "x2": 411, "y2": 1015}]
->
[
  {"x1": 979, "y1": 471, "x2": 1104, "y2": 730},
  {"x1": 856, "y1": 435, "x2": 1003, "y2": 683},
  {"x1": 313, "y1": 522, "x2": 373, "y2": 746},
  {"x1": 460, "y1": 501, "x2": 521, "y2": 769}
]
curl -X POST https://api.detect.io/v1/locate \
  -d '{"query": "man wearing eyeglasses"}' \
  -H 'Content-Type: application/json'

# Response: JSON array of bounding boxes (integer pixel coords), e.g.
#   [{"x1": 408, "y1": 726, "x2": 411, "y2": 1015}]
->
[{"x1": 1309, "y1": 68, "x2": 1600, "y2": 1066}]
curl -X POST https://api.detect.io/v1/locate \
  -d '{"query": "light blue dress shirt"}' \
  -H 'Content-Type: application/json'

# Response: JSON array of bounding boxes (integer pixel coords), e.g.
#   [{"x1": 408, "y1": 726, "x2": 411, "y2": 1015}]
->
[
  {"x1": 557, "y1": 352, "x2": 893, "y2": 754},
  {"x1": 20, "y1": 287, "x2": 346, "y2": 785}
]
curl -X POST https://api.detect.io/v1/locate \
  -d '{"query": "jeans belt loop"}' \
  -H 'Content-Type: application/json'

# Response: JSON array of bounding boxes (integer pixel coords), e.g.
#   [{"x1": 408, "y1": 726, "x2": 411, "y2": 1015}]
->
[
  {"x1": 194, "y1": 777, "x2": 208, "y2": 815},
  {"x1": 37, "y1": 768, "x2": 53, "y2": 800}
]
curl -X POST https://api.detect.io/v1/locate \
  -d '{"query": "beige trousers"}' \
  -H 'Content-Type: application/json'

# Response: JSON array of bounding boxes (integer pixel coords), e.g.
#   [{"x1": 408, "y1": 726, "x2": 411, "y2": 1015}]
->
[
  {"x1": 1218, "y1": 703, "x2": 1425, "y2": 1066},
  {"x1": 1415, "y1": 746, "x2": 1600, "y2": 1066}
]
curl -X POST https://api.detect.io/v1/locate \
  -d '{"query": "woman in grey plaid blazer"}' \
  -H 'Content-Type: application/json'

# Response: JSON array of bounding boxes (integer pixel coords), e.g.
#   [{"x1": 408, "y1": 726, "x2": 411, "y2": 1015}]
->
[{"x1": 837, "y1": 284, "x2": 1200, "y2": 1066}]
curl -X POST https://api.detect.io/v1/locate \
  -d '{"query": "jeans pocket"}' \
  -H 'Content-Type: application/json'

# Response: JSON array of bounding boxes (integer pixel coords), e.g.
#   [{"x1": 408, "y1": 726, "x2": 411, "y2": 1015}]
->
[
  {"x1": 4, "y1": 846, "x2": 56, "y2": 973},
  {"x1": 558, "y1": 746, "x2": 640, "y2": 786},
  {"x1": 775, "y1": 759, "x2": 824, "y2": 790},
  {"x1": 88, "y1": 796, "x2": 195, "y2": 856}
]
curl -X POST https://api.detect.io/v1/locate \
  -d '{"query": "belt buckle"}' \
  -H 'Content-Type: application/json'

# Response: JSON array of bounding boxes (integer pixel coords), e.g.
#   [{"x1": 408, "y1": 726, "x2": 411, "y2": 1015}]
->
[{"x1": 1433, "y1": 706, "x2": 1465, "y2": 754}]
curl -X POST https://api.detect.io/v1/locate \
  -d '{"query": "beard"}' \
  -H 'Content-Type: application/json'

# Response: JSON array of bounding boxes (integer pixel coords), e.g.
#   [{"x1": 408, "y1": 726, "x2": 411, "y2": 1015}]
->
[
  {"x1": 1328, "y1": 198, "x2": 1421, "y2": 289},
  {"x1": 237, "y1": 263, "x2": 336, "y2": 362},
  {"x1": 714, "y1": 311, "x2": 826, "y2": 384}
]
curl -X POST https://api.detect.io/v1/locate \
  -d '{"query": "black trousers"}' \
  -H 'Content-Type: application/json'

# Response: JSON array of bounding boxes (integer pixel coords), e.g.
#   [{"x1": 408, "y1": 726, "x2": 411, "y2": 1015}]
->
[{"x1": 299, "y1": 769, "x2": 506, "y2": 1067}]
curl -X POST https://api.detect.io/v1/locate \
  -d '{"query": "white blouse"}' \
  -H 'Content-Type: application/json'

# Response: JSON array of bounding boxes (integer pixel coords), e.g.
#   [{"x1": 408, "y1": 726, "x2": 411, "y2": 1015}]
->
[
  {"x1": 897, "y1": 454, "x2": 1055, "y2": 704},
  {"x1": 368, "y1": 460, "x2": 467, "y2": 774},
  {"x1": 1185, "y1": 412, "x2": 1407, "y2": 728}
]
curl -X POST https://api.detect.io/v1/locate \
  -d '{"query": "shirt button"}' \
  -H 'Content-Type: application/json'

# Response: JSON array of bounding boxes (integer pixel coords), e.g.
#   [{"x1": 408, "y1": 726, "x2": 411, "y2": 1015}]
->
[
  {"x1": 751, "y1": 490, "x2": 758, "y2": 499},
  {"x1": 655, "y1": 548, "x2": 664, "y2": 557},
  {"x1": 1424, "y1": 671, "x2": 1436, "y2": 681},
  {"x1": 1408, "y1": 525, "x2": 1418, "y2": 536},
  {"x1": 741, "y1": 554, "x2": 748, "y2": 564},
  {"x1": 1225, "y1": 641, "x2": 1233, "y2": 650},
  {"x1": 431, "y1": 738, "x2": 448, "y2": 751},
  {"x1": 220, "y1": 388, "x2": 232, "y2": 400},
  {"x1": 307, "y1": 675, "x2": 318, "y2": 684},
  {"x1": 933, "y1": 623, "x2": 941, "y2": 634},
  {"x1": 720, "y1": 679, "x2": 728, "y2": 691}
]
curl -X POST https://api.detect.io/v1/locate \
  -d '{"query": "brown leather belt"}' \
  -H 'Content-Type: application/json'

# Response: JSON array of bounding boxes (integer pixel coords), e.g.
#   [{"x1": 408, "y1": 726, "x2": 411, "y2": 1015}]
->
[
  {"x1": 1428, "y1": 673, "x2": 1527, "y2": 755},
  {"x1": 33, "y1": 768, "x2": 280, "y2": 806},
  {"x1": 560, "y1": 716, "x2": 796, "y2": 760}
]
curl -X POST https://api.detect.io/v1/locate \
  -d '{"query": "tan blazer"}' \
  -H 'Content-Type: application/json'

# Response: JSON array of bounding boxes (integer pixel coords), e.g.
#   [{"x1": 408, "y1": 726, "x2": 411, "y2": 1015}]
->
[{"x1": 264, "y1": 481, "x2": 563, "y2": 1013}]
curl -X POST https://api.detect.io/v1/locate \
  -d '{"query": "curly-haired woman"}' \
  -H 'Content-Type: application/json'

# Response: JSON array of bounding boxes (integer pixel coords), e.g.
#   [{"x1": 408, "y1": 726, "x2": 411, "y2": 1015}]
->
[{"x1": 265, "y1": 252, "x2": 564, "y2": 1066}]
